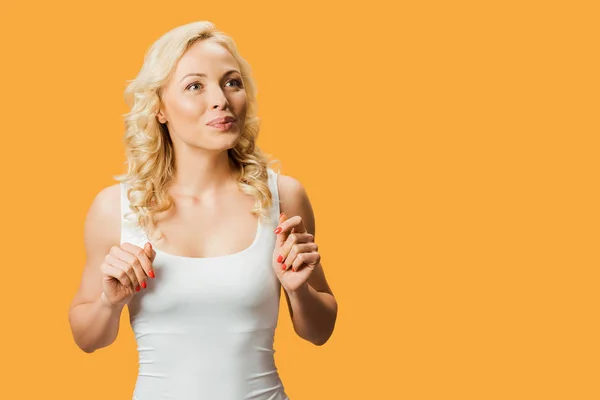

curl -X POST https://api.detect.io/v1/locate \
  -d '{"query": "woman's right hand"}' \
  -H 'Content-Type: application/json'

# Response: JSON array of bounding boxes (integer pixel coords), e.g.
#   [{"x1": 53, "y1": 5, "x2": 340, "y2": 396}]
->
[{"x1": 100, "y1": 242, "x2": 156, "y2": 308}]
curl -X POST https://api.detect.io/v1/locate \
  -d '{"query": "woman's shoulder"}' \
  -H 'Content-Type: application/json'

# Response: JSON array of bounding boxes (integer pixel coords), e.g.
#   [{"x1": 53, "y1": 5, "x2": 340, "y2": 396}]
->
[
  {"x1": 274, "y1": 172, "x2": 303, "y2": 194},
  {"x1": 94, "y1": 183, "x2": 122, "y2": 212},
  {"x1": 273, "y1": 172, "x2": 310, "y2": 210},
  {"x1": 84, "y1": 183, "x2": 122, "y2": 246}
]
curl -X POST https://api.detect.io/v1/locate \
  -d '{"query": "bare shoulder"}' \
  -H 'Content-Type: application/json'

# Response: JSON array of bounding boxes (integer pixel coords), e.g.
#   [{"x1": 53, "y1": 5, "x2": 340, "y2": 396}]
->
[
  {"x1": 275, "y1": 173, "x2": 303, "y2": 193},
  {"x1": 69, "y1": 183, "x2": 122, "y2": 310},
  {"x1": 275, "y1": 174, "x2": 313, "y2": 231},
  {"x1": 86, "y1": 183, "x2": 122, "y2": 244}
]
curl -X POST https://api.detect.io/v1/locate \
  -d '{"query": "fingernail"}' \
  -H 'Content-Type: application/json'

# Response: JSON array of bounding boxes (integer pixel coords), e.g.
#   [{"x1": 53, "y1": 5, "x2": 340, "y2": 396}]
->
[
  {"x1": 277, "y1": 254, "x2": 283, "y2": 263},
  {"x1": 149, "y1": 270, "x2": 155, "y2": 279},
  {"x1": 141, "y1": 281, "x2": 147, "y2": 289},
  {"x1": 280, "y1": 213, "x2": 285, "y2": 218},
  {"x1": 281, "y1": 263, "x2": 286, "y2": 270},
  {"x1": 136, "y1": 285, "x2": 141, "y2": 292},
  {"x1": 274, "y1": 227, "x2": 282, "y2": 234}
]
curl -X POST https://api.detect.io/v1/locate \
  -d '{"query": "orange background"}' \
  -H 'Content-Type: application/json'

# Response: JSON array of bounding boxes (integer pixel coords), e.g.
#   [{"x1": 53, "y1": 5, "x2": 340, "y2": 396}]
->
[{"x1": 1, "y1": 1, "x2": 598, "y2": 399}]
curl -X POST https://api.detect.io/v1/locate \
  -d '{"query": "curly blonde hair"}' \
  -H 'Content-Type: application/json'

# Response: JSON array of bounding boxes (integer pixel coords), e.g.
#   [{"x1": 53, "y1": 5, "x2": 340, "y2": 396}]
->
[{"x1": 113, "y1": 21, "x2": 280, "y2": 241}]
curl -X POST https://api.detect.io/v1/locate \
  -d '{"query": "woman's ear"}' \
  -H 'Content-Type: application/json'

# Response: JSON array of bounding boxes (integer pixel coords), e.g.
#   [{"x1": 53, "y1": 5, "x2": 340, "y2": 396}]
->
[{"x1": 157, "y1": 109, "x2": 167, "y2": 124}]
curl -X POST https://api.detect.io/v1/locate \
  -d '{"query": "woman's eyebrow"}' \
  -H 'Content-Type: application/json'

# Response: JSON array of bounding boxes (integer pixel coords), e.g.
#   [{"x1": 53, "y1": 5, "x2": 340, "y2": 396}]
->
[{"x1": 180, "y1": 69, "x2": 240, "y2": 83}]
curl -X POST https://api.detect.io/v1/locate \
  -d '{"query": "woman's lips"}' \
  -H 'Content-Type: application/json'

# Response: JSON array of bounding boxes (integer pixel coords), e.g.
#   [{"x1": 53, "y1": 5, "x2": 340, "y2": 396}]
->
[{"x1": 208, "y1": 121, "x2": 236, "y2": 131}]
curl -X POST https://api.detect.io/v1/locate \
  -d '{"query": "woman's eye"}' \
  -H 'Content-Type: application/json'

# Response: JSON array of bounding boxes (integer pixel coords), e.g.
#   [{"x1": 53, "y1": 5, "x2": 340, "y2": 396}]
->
[
  {"x1": 187, "y1": 83, "x2": 202, "y2": 91},
  {"x1": 186, "y1": 79, "x2": 242, "y2": 91},
  {"x1": 226, "y1": 79, "x2": 243, "y2": 88}
]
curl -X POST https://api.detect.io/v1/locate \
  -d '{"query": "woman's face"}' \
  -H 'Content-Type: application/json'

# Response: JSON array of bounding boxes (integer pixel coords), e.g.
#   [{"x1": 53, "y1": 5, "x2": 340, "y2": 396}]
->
[{"x1": 157, "y1": 39, "x2": 247, "y2": 151}]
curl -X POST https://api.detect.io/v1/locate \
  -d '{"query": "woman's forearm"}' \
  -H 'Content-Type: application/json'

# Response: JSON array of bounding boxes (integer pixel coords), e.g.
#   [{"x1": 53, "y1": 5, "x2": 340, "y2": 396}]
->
[
  {"x1": 285, "y1": 282, "x2": 338, "y2": 346},
  {"x1": 68, "y1": 294, "x2": 125, "y2": 353}
]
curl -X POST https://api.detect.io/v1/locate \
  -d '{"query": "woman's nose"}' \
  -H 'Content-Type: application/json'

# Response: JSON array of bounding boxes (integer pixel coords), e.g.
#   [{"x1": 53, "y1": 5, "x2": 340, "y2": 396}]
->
[{"x1": 208, "y1": 85, "x2": 228, "y2": 108}]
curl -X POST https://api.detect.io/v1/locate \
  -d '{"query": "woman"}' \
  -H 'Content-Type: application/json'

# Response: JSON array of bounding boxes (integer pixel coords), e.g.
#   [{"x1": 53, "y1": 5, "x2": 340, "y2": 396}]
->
[{"x1": 68, "y1": 21, "x2": 338, "y2": 399}]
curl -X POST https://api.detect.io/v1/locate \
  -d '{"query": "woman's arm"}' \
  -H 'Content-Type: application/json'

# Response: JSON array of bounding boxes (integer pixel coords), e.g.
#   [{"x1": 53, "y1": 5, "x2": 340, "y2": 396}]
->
[
  {"x1": 283, "y1": 274, "x2": 338, "y2": 346},
  {"x1": 69, "y1": 294, "x2": 125, "y2": 353},
  {"x1": 277, "y1": 174, "x2": 338, "y2": 345},
  {"x1": 68, "y1": 184, "x2": 124, "y2": 353}
]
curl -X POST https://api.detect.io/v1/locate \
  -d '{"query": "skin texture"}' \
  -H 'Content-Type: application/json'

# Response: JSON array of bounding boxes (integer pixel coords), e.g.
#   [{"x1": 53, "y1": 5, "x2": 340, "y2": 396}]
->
[
  {"x1": 68, "y1": 39, "x2": 337, "y2": 353},
  {"x1": 272, "y1": 181, "x2": 338, "y2": 345}
]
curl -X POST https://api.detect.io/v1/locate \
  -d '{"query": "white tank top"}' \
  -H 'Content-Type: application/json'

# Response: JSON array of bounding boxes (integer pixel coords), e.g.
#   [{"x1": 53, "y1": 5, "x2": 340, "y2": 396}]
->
[{"x1": 120, "y1": 168, "x2": 289, "y2": 400}]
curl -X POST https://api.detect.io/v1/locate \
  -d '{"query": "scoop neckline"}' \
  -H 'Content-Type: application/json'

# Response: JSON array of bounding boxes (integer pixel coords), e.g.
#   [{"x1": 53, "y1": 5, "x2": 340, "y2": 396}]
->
[
  {"x1": 128, "y1": 168, "x2": 276, "y2": 263},
  {"x1": 150, "y1": 217, "x2": 263, "y2": 262}
]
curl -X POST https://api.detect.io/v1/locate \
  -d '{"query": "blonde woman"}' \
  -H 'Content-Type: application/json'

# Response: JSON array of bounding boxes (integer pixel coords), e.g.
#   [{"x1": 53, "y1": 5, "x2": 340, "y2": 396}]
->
[{"x1": 68, "y1": 21, "x2": 338, "y2": 399}]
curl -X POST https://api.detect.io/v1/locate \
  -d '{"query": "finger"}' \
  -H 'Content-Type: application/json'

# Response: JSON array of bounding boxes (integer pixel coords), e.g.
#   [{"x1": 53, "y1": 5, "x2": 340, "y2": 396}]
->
[
  {"x1": 144, "y1": 242, "x2": 157, "y2": 278},
  {"x1": 120, "y1": 242, "x2": 154, "y2": 282},
  {"x1": 275, "y1": 215, "x2": 306, "y2": 237},
  {"x1": 291, "y1": 251, "x2": 320, "y2": 272},
  {"x1": 286, "y1": 248, "x2": 318, "y2": 272},
  {"x1": 289, "y1": 215, "x2": 307, "y2": 234},
  {"x1": 275, "y1": 213, "x2": 290, "y2": 247},
  {"x1": 106, "y1": 253, "x2": 139, "y2": 291},
  {"x1": 145, "y1": 241, "x2": 157, "y2": 262},
  {"x1": 112, "y1": 245, "x2": 147, "y2": 290},
  {"x1": 281, "y1": 232, "x2": 314, "y2": 260},
  {"x1": 279, "y1": 242, "x2": 316, "y2": 270},
  {"x1": 297, "y1": 217, "x2": 307, "y2": 233},
  {"x1": 278, "y1": 233, "x2": 314, "y2": 264},
  {"x1": 281, "y1": 212, "x2": 296, "y2": 233},
  {"x1": 101, "y1": 261, "x2": 134, "y2": 292}
]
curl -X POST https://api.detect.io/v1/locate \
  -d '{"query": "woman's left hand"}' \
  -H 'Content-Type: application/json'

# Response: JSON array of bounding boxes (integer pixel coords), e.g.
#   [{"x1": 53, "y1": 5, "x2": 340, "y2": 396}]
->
[{"x1": 272, "y1": 213, "x2": 321, "y2": 293}]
